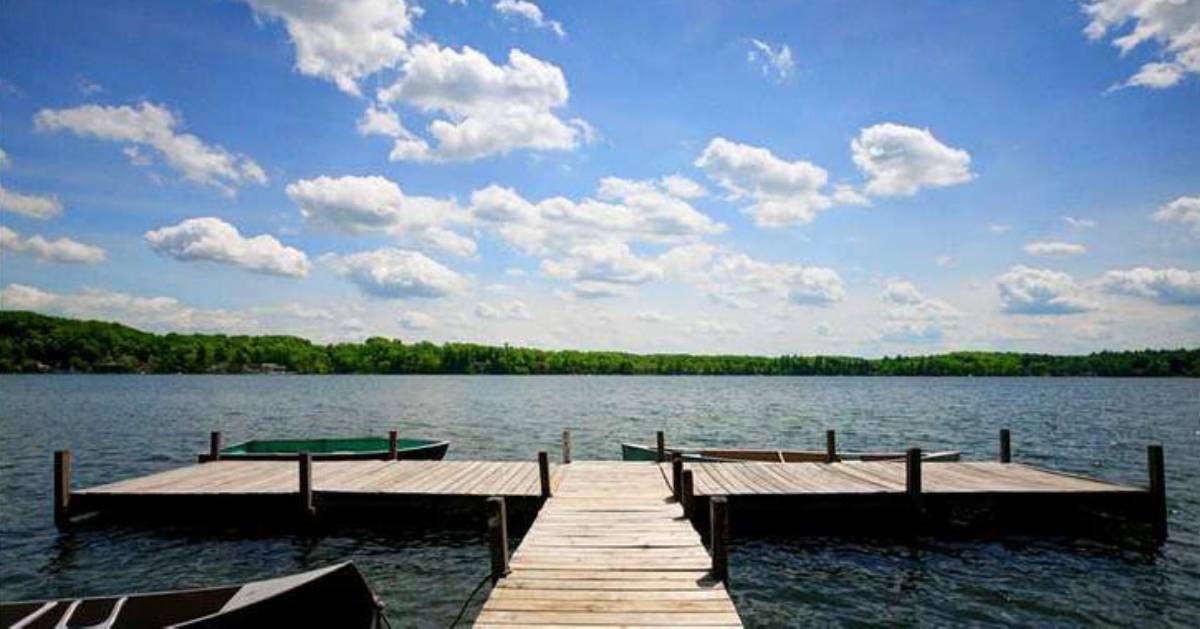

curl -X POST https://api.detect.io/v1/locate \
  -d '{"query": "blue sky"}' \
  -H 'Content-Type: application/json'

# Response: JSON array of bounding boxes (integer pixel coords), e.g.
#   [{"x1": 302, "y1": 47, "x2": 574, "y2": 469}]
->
[{"x1": 1, "y1": 0, "x2": 1197, "y2": 355}]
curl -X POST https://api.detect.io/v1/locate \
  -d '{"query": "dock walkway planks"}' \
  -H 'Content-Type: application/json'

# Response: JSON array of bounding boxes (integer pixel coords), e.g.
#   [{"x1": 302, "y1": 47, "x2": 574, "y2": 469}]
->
[{"x1": 475, "y1": 461, "x2": 741, "y2": 627}]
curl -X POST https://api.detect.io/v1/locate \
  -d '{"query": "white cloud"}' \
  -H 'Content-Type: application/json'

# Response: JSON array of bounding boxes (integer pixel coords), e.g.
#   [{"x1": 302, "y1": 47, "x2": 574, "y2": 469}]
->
[
  {"x1": 1082, "y1": 0, "x2": 1200, "y2": 90},
  {"x1": 494, "y1": 0, "x2": 565, "y2": 38},
  {"x1": 76, "y1": 76, "x2": 103, "y2": 95},
  {"x1": 1151, "y1": 195, "x2": 1200, "y2": 234},
  {"x1": 1024, "y1": 240, "x2": 1088, "y2": 256},
  {"x1": 324, "y1": 247, "x2": 467, "y2": 298},
  {"x1": 541, "y1": 241, "x2": 664, "y2": 291},
  {"x1": 690, "y1": 251, "x2": 844, "y2": 308},
  {"x1": 0, "y1": 283, "x2": 250, "y2": 331},
  {"x1": 145, "y1": 217, "x2": 310, "y2": 278},
  {"x1": 634, "y1": 310, "x2": 672, "y2": 323},
  {"x1": 695, "y1": 137, "x2": 862, "y2": 227},
  {"x1": 0, "y1": 146, "x2": 8, "y2": 169},
  {"x1": 747, "y1": 39, "x2": 794, "y2": 81},
  {"x1": 241, "y1": 0, "x2": 415, "y2": 95},
  {"x1": 988, "y1": 223, "x2": 1012, "y2": 234},
  {"x1": 419, "y1": 225, "x2": 477, "y2": 257},
  {"x1": 376, "y1": 44, "x2": 591, "y2": 161},
  {"x1": 0, "y1": 226, "x2": 106, "y2": 264},
  {"x1": 659, "y1": 174, "x2": 707, "y2": 199},
  {"x1": 879, "y1": 280, "x2": 961, "y2": 342},
  {"x1": 851, "y1": 123, "x2": 973, "y2": 197},
  {"x1": 475, "y1": 299, "x2": 533, "y2": 320},
  {"x1": 1097, "y1": 267, "x2": 1200, "y2": 305},
  {"x1": 936, "y1": 255, "x2": 954, "y2": 267},
  {"x1": 1063, "y1": 215, "x2": 1097, "y2": 228},
  {"x1": 996, "y1": 266, "x2": 1096, "y2": 315},
  {"x1": 690, "y1": 319, "x2": 743, "y2": 338},
  {"x1": 398, "y1": 310, "x2": 437, "y2": 329},
  {"x1": 0, "y1": 185, "x2": 63, "y2": 219},
  {"x1": 34, "y1": 102, "x2": 266, "y2": 194}
]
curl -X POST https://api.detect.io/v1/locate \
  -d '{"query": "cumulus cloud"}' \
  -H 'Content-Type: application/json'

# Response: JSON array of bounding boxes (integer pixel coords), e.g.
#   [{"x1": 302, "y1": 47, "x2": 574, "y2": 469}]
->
[
  {"x1": 0, "y1": 226, "x2": 106, "y2": 264},
  {"x1": 635, "y1": 310, "x2": 672, "y2": 323},
  {"x1": 996, "y1": 266, "x2": 1096, "y2": 315},
  {"x1": 145, "y1": 217, "x2": 310, "y2": 278},
  {"x1": 375, "y1": 44, "x2": 591, "y2": 161},
  {"x1": 879, "y1": 280, "x2": 961, "y2": 342},
  {"x1": 494, "y1": 0, "x2": 565, "y2": 38},
  {"x1": 695, "y1": 137, "x2": 863, "y2": 227},
  {"x1": 1082, "y1": 0, "x2": 1200, "y2": 90},
  {"x1": 398, "y1": 310, "x2": 437, "y2": 329},
  {"x1": 1063, "y1": 215, "x2": 1097, "y2": 228},
  {"x1": 0, "y1": 185, "x2": 63, "y2": 219},
  {"x1": 659, "y1": 174, "x2": 707, "y2": 199},
  {"x1": 541, "y1": 241, "x2": 663, "y2": 296},
  {"x1": 1097, "y1": 267, "x2": 1200, "y2": 305},
  {"x1": 0, "y1": 146, "x2": 8, "y2": 169},
  {"x1": 1024, "y1": 240, "x2": 1088, "y2": 256},
  {"x1": 851, "y1": 123, "x2": 974, "y2": 197},
  {"x1": 689, "y1": 251, "x2": 844, "y2": 308},
  {"x1": 34, "y1": 102, "x2": 266, "y2": 194},
  {"x1": 1151, "y1": 195, "x2": 1200, "y2": 234},
  {"x1": 0, "y1": 283, "x2": 250, "y2": 331},
  {"x1": 240, "y1": 0, "x2": 415, "y2": 95},
  {"x1": 747, "y1": 39, "x2": 794, "y2": 81},
  {"x1": 475, "y1": 299, "x2": 533, "y2": 320},
  {"x1": 324, "y1": 248, "x2": 467, "y2": 298}
]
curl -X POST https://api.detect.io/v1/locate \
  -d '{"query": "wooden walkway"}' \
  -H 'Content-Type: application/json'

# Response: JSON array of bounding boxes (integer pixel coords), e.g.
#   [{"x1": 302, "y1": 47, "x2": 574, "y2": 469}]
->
[{"x1": 476, "y1": 461, "x2": 740, "y2": 627}]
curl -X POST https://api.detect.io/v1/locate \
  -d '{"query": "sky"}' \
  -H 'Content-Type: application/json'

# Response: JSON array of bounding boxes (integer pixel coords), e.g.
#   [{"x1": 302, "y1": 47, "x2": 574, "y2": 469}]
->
[{"x1": 0, "y1": 0, "x2": 1198, "y2": 356}]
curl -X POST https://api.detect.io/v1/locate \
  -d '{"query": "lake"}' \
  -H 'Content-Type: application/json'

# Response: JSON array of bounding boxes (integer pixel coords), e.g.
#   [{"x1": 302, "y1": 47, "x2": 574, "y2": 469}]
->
[{"x1": 1, "y1": 375, "x2": 1197, "y2": 626}]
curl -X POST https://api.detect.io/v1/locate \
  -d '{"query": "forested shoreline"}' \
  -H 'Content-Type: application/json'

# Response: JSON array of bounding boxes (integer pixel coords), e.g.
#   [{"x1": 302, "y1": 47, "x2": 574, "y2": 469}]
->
[{"x1": 1, "y1": 311, "x2": 1197, "y2": 377}]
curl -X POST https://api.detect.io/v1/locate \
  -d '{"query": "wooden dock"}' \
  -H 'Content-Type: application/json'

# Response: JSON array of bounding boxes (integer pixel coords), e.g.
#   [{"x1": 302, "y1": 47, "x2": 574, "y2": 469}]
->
[{"x1": 476, "y1": 461, "x2": 741, "y2": 627}]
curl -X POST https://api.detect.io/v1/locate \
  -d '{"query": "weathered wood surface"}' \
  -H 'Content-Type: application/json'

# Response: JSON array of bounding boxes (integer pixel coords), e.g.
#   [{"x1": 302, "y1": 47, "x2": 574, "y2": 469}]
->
[
  {"x1": 674, "y1": 461, "x2": 1142, "y2": 496},
  {"x1": 76, "y1": 460, "x2": 560, "y2": 497},
  {"x1": 476, "y1": 461, "x2": 741, "y2": 627}
]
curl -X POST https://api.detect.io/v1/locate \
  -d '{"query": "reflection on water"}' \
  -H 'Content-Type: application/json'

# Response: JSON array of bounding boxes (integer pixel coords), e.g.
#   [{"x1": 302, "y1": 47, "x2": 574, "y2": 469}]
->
[{"x1": 1, "y1": 375, "x2": 1197, "y2": 626}]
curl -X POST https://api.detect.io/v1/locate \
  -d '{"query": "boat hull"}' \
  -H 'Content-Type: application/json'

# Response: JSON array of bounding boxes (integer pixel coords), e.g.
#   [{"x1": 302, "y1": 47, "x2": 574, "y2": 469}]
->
[
  {"x1": 203, "y1": 438, "x2": 450, "y2": 462},
  {"x1": 621, "y1": 442, "x2": 960, "y2": 463}
]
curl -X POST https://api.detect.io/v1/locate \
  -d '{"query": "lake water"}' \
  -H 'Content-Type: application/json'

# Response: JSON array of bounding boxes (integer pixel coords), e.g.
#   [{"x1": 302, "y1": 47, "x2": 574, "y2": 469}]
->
[{"x1": 1, "y1": 375, "x2": 1197, "y2": 626}]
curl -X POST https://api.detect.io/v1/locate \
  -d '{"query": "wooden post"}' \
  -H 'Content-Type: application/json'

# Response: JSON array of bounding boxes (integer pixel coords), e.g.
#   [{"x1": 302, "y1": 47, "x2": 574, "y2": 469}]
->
[
  {"x1": 682, "y1": 469, "x2": 695, "y2": 520},
  {"x1": 672, "y1": 453, "x2": 684, "y2": 502},
  {"x1": 388, "y1": 430, "x2": 398, "y2": 460},
  {"x1": 906, "y1": 447, "x2": 922, "y2": 497},
  {"x1": 710, "y1": 496, "x2": 729, "y2": 584},
  {"x1": 54, "y1": 450, "x2": 71, "y2": 530},
  {"x1": 999, "y1": 429, "x2": 1011, "y2": 463},
  {"x1": 656, "y1": 430, "x2": 666, "y2": 463},
  {"x1": 562, "y1": 430, "x2": 572, "y2": 464},
  {"x1": 209, "y1": 431, "x2": 222, "y2": 462},
  {"x1": 825, "y1": 429, "x2": 837, "y2": 463},
  {"x1": 298, "y1": 452, "x2": 315, "y2": 518},
  {"x1": 486, "y1": 496, "x2": 509, "y2": 583},
  {"x1": 1148, "y1": 444, "x2": 1167, "y2": 542},
  {"x1": 538, "y1": 451, "x2": 551, "y2": 499}
]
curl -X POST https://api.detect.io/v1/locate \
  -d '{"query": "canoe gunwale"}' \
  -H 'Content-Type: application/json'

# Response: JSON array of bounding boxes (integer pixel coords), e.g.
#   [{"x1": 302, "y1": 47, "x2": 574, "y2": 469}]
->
[
  {"x1": 200, "y1": 439, "x2": 450, "y2": 462},
  {"x1": 620, "y1": 442, "x2": 961, "y2": 463}
]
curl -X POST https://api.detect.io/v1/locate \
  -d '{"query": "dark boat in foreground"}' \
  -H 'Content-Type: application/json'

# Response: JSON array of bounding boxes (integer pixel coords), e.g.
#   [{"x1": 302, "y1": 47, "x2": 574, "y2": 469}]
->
[
  {"x1": 621, "y1": 442, "x2": 961, "y2": 463},
  {"x1": 204, "y1": 436, "x2": 449, "y2": 461},
  {"x1": 0, "y1": 562, "x2": 385, "y2": 629}
]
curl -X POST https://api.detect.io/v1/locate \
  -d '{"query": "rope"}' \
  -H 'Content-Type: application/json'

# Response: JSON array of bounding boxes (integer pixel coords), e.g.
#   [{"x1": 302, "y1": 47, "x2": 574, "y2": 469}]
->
[{"x1": 448, "y1": 572, "x2": 495, "y2": 628}]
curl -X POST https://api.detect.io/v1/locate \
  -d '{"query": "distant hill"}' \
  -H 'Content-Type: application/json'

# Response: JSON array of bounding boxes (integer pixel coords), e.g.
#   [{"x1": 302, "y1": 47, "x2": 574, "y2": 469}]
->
[{"x1": 1, "y1": 311, "x2": 1197, "y2": 376}]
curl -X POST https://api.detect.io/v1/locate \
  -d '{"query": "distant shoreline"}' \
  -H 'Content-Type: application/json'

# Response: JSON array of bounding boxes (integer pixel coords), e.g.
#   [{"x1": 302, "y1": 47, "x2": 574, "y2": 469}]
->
[{"x1": 3, "y1": 311, "x2": 1198, "y2": 377}]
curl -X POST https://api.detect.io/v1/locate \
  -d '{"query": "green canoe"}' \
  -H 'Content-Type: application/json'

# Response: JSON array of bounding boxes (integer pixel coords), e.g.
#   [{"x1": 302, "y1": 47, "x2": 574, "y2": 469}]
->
[{"x1": 203, "y1": 436, "x2": 449, "y2": 462}]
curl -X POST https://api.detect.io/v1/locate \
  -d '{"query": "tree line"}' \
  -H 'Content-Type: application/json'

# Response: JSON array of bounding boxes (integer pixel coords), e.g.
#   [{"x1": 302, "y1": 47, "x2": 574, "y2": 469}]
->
[{"x1": 1, "y1": 311, "x2": 1198, "y2": 377}]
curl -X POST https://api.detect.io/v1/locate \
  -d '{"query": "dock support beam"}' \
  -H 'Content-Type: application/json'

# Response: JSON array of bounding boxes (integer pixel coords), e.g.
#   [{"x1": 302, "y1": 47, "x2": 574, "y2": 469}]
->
[
  {"x1": 672, "y1": 453, "x2": 683, "y2": 502},
  {"x1": 906, "y1": 447, "x2": 922, "y2": 497},
  {"x1": 999, "y1": 429, "x2": 1011, "y2": 463},
  {"x1": 209, "y1": 431, "x2": 222, "y2": 462},
  {"x1": 656, "y1": 430, "x2": 666, "y2": 463},
  {"x1": 299, "y1": 452, "x2": 315, "y2": 519},
  {"x1": 1148, "y1": 444, "x2": 1167, "y2": 542},
  {"x1": 562, "y1": 430, "x2": 572, "y2": 464},
  {"x1": 538, "y1": 451, "x2": 552, "y2": 499},
  {"x1": 681, "y1": 469, "x2": 695, "y2": 520},
  {"x1": 826, "y1": 429, "x2": 837, "y2": 463},
  {"x1": 388, "y1": 430, "x2": 398, "y2": 460},
  {"x1": 487, "y1": 496, "x2": 509, "y2": 583},
  {"x1": 54, "y1": 450, "x2": 71, "y2": 530},
  {"x1": 710, "y1": 496, "x2": 729, "y2": 585}
]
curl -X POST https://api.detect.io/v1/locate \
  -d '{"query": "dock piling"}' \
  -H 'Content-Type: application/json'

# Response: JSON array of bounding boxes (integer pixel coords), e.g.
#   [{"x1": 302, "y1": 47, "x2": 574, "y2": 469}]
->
[
  {"x1": 826, "y1": 429, "x2": 837, "y2": 463},
  {"x1": 209, "y1": 431, "x2": 222, "y2": 462},
  {"x1": 656, "y1": 430, "x2": 665, "y2": 463},
  {"x1": 562, "y1": 430, "x2": 572, "y2": 464},
  {"x1": 672, "y1": 453, "x2": 683, "y2": 502},
  {"x1": 682, "y1": 469, "x2": 695, "y2": 519},
  {"x1": 538, "y1": 451, "x2": 551, "y2": 498},
  {"x1": 486, "y1": 496, "x2": 509, "y2": 583},
  {"x1": 1000, "y1": 429, "x2": 1011, "y2": 463},
  {"x1": 388, "y1": 430, "x2": 398, "y2": 460},
  {"x1": 1148, "y1": 444, "x2": 1167, "y2": 542},
  {"x1": 298, "y1": 452, "x2": 315, "y2": 519},
  {"x1": 53, "y1": 450, "x2": 71, "y2": 530},
  {"x1": 710, "y1": 495, "x2": 729, "y2": 585},
  {"x1": 906, "y1": 447, "x2": 922, "y2": 497}
]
